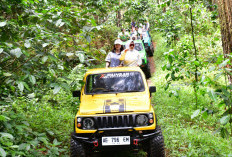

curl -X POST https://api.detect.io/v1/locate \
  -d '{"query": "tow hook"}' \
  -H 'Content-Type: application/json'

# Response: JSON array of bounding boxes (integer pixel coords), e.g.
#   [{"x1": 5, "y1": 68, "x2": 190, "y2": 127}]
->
[
  {"x1": 93, "y1": 140, "x2": 98, "y2": 147},
  {"x1": 133, "y1": 139, "x2": 139, "y2": 145}
]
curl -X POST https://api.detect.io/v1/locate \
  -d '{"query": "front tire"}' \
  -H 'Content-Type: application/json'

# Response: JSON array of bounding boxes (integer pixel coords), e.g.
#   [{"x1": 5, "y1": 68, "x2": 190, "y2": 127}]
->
[
  {"x1": 147, "y1": 126, "x2": 165, "y2": 157},
  {"x1": 70, "y1": 134, "x2": 86, "y2": 157}
]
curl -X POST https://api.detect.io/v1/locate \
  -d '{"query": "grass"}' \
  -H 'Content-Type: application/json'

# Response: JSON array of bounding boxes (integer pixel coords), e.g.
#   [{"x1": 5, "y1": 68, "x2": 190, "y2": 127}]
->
[{"x1": 151, "y1": 33, "x2": 232, "y2": 156}]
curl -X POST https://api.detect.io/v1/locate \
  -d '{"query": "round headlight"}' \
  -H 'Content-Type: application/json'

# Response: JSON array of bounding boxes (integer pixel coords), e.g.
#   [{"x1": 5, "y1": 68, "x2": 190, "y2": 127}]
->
[
  {"x1": 148, "y1": 113, "x2": 153, "y2": 119},
  {"x1": 77, "y1": 118, "x2": 81, "y2": 123},
  {"x1": 136, "y1": 115, "x2": 148, "y2": 126},
  {"x1": 83, "y1": 118, "x2": 94, "y2": 129}
]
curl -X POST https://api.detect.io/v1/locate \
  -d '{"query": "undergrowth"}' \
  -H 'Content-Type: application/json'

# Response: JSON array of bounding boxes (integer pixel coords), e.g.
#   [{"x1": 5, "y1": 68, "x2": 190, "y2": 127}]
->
[{"x1": 151, "y1": 33, "x2": 232, "y2": 156}]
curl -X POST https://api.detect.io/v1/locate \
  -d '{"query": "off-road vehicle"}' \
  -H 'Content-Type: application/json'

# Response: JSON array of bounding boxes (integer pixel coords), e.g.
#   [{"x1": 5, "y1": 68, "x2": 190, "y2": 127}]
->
[{"x1": 71, "y1": 67, "x2": 165, "y2": 157}]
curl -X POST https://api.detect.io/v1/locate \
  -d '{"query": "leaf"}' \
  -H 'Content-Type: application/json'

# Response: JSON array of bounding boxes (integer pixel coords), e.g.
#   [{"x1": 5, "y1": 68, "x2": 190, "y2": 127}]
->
[
  {"x1": 10, "y1": 48, "x2": 22, "y2": 58},
  {"x1": 194, "y1": 61, "x2": 199, "y2": 66},
  {"x1": 29, "y1": 75, "x2": 36, "y2": 84},
  {"x1": 0, "y1": 147, "x2": 6, "y2": 157},
  {"x1": 99, "y1": 49, "x2": 106, "y2": 54},
  {"x1": 10, "y1": 145, "x2": 19, "y2": 149},
  {"x1": 202, "y1": 111, "x2": 208, "y2": 119},
  {"x1": 3, "y1": 73, "x2": 12, "y2": 77},
  {"x1": 0, "y1": 115, "x2": 9, "y2": 121},
  {"x1": 22, "y1": 121, "x2": 30, "y2": 126},
  {"x1": 86, "y1": 35, "x2": 91, "y2": 43},
  {"x1": 208, "y1": 89, "x2": 216, "y2": 101},
  {"x1": 38, "y1": 137, "x2": 48, "y2": 145},
  {"x1": 219, "y1": 59, "x2": 229, "y2": 68},
  {"x1": 45, "y1": 129, "x2": 54, "y2": 136},
  {"x1": 18, "y1": 82, "x2": 24, "y2": 92},
  {"x1": 42, "y1": 56, "x2": 48, "y2": 63},
  {"x1": 214, "y1": 72, "x2": 223, "y2": 81},
  {"x1": 0, "y1": 48, "x2": 3, "y2": 53},
  {"x1": 53, "y1": 86, "x2": 61, "y2": 94},
  {"x1": 53, "y1": 139, "x2": 62, "y2": 146},
  {"x1": 191, "y1": 109, "x2": 200, "y2": 119},
  {"x1": 220, "y1": 115, "x2": 230, "y2": 125},
  {"x1": 165, "y1": 74, "x2": 170, "y2": 80},
  {"x1": 55, "y1": 19, "x2": 62, "y2": 27},
  {"x1": 18, "y1": 143, "x2": 27, "y2": 150},
  {"x1": 27, "y1": 93, "x2": 35, "y2": 99},
  {"x1": 24, "y1": 40, "x2": 31, "y2": 48},
  {"x1": 42, "y1": 43, "x2": 49, "y2": 48},
  {"x1": 66, "y1": 53, "x2": 74, "y2": 57},
  {"x1": 208, "y1": 66, "x2": 215, "y2": 72},
  {"x1": 0, "y1": 132, "x2": 14, "y2": 139},
  {"x1": 220, "y1": 127, "x2": 229, "y2": 138},
  {"x1": 76, "y1": 52, "x2": 85, "y2": 63},
  {"x1": 0, "y1": 21, "x2": 7, "y2": 27},
  {"x1": 23, "y1": 82, "x2": 30, "y2": 91}
]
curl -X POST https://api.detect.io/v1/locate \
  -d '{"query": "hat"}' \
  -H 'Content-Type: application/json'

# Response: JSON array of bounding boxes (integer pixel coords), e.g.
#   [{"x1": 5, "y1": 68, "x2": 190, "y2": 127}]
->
[{"x1": 114, "y1": 39, "x2": 122, "y2": 45}]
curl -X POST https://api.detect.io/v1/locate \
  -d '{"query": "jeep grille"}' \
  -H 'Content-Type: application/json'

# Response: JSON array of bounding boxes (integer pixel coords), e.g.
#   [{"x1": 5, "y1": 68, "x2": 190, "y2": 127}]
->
[{"x1": 95, "y1": 115, "x2": 135, "y2": 129}]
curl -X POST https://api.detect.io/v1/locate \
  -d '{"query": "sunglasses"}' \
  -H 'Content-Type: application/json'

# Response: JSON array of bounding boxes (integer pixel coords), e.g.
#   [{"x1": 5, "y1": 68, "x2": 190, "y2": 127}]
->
[{"x1": 129, "y1": 44, "x2": 134, "y2": 47}]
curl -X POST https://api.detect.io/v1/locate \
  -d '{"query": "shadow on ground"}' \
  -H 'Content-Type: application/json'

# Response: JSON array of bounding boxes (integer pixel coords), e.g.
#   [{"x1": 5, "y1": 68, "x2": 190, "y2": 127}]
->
[{"x1": 91, "y1": 150, "x2": 147, "y2": 157}]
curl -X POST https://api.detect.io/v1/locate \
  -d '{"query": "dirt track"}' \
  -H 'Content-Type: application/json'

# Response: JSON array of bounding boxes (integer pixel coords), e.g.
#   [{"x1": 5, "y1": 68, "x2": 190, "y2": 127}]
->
[{"x1": 147, "y1": 41, "x2": 156, "y2": 86}]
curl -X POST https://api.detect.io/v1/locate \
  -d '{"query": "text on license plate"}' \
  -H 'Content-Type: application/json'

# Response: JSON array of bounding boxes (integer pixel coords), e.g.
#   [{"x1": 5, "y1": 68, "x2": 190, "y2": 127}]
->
[{"x1": 102, "y1": 136, "x2": 130, "y2": 146}]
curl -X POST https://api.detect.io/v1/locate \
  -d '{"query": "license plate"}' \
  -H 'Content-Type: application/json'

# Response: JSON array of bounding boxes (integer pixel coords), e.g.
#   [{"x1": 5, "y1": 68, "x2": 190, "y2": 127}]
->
[{"x1": 102, "y1": 136, "x2": 130, "y2": 146}]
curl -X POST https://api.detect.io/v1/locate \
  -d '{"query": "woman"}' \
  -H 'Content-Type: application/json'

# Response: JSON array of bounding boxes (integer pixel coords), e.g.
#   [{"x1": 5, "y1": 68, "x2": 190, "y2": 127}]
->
[
  {"x1": 120, "y1": 40, "x2": 142, "y2": 67},
  {"x1": 105, "y1": 39, "x2": 124, "y2": 67}
]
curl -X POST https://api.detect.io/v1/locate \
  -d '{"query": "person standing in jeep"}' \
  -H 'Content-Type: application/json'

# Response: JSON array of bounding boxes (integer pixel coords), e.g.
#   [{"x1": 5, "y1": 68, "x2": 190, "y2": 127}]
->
[
  {"x1": 120, "y1": 40, "x2": 142, "y2": 67},
  {"x1": 105, "y1": 39, "x2": 124, "y2": 68}
]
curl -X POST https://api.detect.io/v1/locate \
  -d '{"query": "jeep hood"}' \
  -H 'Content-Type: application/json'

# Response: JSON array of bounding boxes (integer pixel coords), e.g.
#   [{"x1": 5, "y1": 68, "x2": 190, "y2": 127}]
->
[{"x1": 79, "y1": 94, "x2": 150, "y2": 115}]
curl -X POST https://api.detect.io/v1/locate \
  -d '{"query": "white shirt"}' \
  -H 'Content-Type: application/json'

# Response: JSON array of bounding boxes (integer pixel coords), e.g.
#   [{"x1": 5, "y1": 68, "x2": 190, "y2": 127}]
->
[{"x1": 121, "y1": 49, "x2": 142, "y2": 67}]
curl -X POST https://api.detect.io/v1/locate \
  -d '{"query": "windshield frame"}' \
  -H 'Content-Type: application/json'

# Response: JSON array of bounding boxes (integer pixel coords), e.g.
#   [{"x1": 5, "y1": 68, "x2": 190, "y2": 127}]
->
[
  {"x1": 84, "y1": 71, "x2": 145, "y2": 95},
  {"x1": 134, "y1": 42, "x2": 144, "y2": 51}
]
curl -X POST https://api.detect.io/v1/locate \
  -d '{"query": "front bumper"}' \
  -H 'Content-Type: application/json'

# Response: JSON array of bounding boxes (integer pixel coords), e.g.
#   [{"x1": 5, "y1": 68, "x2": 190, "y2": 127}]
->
[{"x1": 71, "y1": 127, "x2": 160, "y2": 150}]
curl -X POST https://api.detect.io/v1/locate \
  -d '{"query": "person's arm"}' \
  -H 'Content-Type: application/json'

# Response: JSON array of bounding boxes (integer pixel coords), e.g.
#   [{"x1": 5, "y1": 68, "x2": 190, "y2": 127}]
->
[
  {"x1": 106, "y1": 62, "x2": 110, "y2": 68},
  {"x1": 105, "y1": 52, "x2": 111, "y2": 67}
]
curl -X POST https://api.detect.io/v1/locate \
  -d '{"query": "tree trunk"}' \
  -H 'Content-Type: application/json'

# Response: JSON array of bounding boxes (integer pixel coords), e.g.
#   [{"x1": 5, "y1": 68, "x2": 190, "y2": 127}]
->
[
  {"x1": 117, "y1": 10, "x2": 121, "y2": 27},
  {"x1": 116, "y1": 0, "x2": 122, "y2": 27},
  {"x1": 217, "y1": 0, "x2": 232, "y2": 83}
]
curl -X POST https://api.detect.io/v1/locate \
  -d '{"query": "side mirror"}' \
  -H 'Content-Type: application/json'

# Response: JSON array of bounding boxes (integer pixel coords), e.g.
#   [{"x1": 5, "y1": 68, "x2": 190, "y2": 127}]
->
[
  {"x1": 149, "y1": 86, "x2": 156, "y2": 93},
  {"x1": 72, "y1": 90, "x2": 81, "y2": 98}
]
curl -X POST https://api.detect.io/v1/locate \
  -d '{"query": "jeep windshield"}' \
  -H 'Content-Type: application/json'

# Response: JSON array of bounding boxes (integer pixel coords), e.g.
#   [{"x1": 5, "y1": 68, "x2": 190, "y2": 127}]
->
[
  {"x1": 85, "y1": 72, "x2": 145, "y2": 94},
  {"x1": 134, "y1": 43, "x2": 144, "y2": 51}
]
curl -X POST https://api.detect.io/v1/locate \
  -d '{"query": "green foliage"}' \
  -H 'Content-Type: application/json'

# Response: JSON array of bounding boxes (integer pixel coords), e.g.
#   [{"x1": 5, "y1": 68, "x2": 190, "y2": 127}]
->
[
  {"x1": 123, "y1": 0, "x2": 149, "y2": 23},
  {"x1": 150, "y1": 0, "x2": 232, "y2": 137},
  {"x1": 0, "y1": 0, "x2": 116, "y2": 156},
  {"x1": 151, "y1": 32, "x2": 232, "y2": 156},
  {"x1": 0, "y1": 105, "x2": 66, "y2": 156}
]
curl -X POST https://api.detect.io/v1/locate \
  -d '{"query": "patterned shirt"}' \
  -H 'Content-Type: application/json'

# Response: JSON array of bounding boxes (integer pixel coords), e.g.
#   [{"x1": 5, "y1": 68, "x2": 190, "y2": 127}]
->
[{"x1": 105, "y1": 52, "x2": 121, "y2": 67}]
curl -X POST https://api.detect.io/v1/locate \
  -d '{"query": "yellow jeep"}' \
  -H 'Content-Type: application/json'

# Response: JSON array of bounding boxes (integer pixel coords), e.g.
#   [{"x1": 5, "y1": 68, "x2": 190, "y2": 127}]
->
[{"x1": 71, "y1": 67, "x2": 165, "y2": 157}]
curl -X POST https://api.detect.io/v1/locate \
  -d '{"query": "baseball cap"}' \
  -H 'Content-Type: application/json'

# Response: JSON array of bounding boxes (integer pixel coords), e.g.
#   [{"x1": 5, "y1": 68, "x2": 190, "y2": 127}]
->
[{"x1": 114, "y1": 39, "x2": 122, "y2": 45}]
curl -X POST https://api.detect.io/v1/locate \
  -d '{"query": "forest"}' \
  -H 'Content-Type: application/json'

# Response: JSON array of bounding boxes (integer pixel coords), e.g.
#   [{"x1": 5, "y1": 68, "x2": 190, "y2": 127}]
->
[{"x1": 0, "y1": 0, "x2": 231, "y2": 156}]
